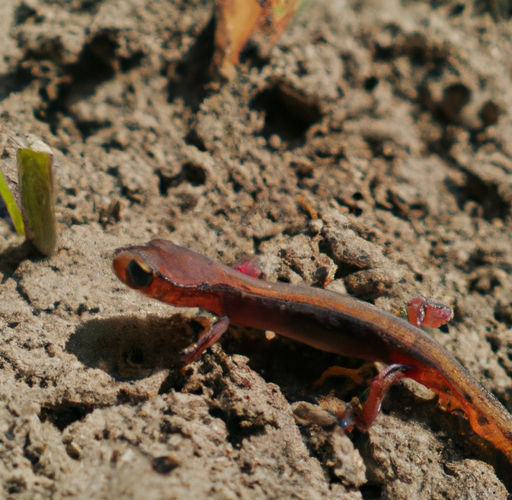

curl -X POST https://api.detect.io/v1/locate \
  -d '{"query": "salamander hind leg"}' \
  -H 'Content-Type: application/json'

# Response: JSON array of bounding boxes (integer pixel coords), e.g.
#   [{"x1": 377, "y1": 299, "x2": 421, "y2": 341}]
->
[
  {"x1": 313, "y1": 363, "x2": 377, "y2": 389},
  {"x1": 340, "y1": 364, "x2": 410, "y2": 431}
]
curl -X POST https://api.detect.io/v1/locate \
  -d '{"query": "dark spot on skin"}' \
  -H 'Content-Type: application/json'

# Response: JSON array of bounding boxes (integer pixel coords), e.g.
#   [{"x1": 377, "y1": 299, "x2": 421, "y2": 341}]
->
[
  {"x1": 478, "y1": 414, "x2": 489, "y2": 426},
  {"x1": 464, "y1": 393, "x2": 473, "y2": 404}
]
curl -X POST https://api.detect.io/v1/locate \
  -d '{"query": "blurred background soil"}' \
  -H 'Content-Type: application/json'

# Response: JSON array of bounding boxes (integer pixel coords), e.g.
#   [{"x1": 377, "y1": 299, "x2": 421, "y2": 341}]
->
[{"x1": 1, "y1": 0, "x2": 512, "y2": 498}]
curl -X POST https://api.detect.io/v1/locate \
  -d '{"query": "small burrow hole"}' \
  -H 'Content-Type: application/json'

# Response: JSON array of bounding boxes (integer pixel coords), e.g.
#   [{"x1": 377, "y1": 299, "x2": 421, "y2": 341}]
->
[{"x1": 250, "y1": 83, "x2": 322, "y2": 145}]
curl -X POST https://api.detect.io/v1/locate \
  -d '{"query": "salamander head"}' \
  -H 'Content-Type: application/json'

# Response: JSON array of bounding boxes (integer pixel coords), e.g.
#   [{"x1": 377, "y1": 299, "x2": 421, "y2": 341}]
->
[{"x1": 113, "y1": 239, "x2": 228, "y2": 298}]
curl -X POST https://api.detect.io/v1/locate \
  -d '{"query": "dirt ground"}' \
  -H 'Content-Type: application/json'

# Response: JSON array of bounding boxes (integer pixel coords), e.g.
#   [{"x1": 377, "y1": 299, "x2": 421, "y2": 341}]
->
[{"x1": 2, "y1": 0, "x2": 512, "y2": 498}]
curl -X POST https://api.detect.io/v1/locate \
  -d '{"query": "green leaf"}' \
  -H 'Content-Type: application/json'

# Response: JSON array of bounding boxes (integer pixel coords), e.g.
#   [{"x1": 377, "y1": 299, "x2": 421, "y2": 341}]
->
[
  {"x1": 17, "y1": 148, "x2": 57, "y2": 256},
  {"x1": 0, "y1": 168, "x2": 25, "y2": 235}
]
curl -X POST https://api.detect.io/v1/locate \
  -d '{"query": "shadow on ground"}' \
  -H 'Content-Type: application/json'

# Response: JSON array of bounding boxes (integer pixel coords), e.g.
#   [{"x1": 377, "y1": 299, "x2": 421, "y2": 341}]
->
[{"x1": 66, "y1": 314, "x2": 197, "y2": 380}]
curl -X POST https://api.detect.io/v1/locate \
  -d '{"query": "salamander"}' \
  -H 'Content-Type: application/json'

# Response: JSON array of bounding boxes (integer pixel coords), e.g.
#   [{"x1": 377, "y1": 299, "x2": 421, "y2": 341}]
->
[{"x1": 112, "y1": 238, "x2": 512, "y2": 464}]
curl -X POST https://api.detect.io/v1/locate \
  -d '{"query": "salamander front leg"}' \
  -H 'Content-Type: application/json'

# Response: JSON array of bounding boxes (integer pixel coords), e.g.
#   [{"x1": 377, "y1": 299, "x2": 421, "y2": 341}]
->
[
  {"x1": 181, "y1": 316, "x2": 230, "y2": 364},
  {"x1": 340, "y1": 364, "x2": 409, "y2": 431}
]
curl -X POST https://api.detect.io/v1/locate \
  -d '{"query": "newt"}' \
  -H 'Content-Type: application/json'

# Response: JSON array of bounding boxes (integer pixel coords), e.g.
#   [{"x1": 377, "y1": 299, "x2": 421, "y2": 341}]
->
[{"x1": 113, "y1": 239, "x2": 512, "y2": 464}]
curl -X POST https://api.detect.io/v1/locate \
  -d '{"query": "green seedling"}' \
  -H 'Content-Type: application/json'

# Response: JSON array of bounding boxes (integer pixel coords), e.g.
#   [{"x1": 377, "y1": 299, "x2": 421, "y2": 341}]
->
[
  {"x1": 0, "y1": 138, "x2": 57, "y2": 256},
  {"x1": 0, "y1": 168, "x2": 24, "y2": 235},
  {"x1": 17, "y1": 148, "x2": 57, "y2": 256}
]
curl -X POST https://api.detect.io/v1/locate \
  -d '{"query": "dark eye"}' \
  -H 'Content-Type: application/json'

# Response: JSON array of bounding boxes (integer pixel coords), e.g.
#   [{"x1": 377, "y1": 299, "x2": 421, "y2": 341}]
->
[{"x1": 126, "y1": 259, "x2": 153, "y2": 288}]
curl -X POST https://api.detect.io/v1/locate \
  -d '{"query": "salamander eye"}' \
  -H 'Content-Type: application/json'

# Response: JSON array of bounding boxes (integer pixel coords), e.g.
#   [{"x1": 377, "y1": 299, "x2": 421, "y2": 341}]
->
[{"x1": 126, "y1": 259, "x2": 154, "y2": 288}]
